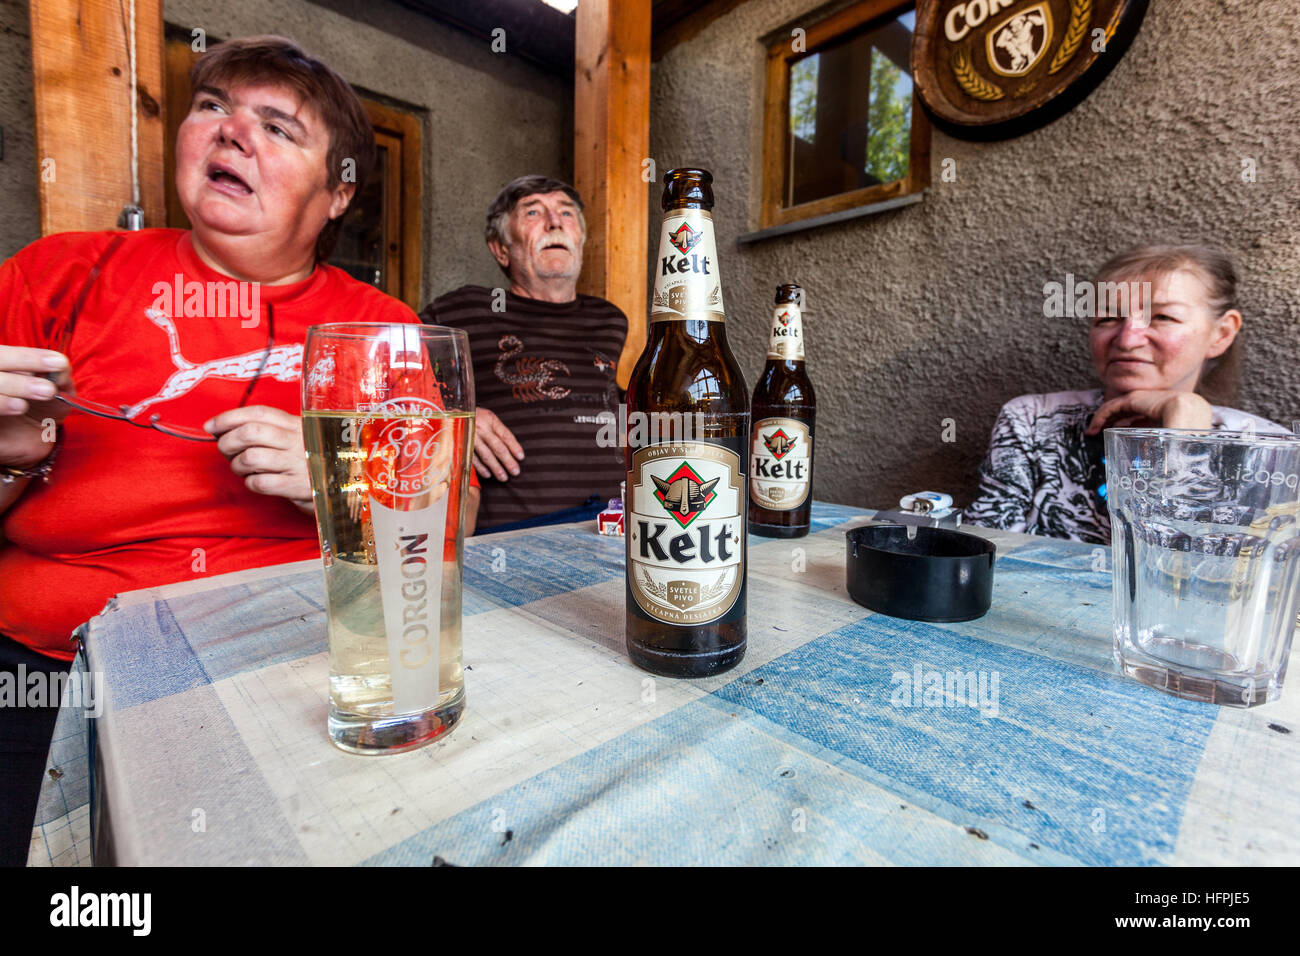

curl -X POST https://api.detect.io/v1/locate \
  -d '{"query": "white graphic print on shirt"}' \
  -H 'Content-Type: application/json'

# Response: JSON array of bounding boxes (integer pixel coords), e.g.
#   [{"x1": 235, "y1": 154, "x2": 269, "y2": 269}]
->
[{"x1": 119, "y1": 308, "x2": 303, "y2": 420}]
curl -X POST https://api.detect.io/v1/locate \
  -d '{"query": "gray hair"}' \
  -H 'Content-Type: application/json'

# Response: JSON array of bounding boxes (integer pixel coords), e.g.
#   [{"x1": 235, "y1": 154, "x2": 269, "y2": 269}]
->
[{"x1": 484, "y1": 175, "x2": 586, "y2": 275}]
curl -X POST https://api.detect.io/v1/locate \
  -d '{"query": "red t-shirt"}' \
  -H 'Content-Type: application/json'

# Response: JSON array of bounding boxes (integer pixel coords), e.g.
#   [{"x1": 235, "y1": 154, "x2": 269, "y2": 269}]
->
[{"x1": 0, "y1": 229, "x2": 427, "y2": 660}]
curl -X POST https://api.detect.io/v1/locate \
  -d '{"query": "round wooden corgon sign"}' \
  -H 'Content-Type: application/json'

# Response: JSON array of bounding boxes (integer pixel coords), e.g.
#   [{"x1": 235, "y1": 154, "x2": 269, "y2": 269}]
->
[{"x1": 913, "y1": 0, "x2": 1149, "y2": 140}]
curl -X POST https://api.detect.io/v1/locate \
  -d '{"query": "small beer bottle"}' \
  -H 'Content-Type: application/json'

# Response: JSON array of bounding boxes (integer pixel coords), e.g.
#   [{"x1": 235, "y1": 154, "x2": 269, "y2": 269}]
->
[
  {"x1": 749, "y1": 284, "x2": 815, "y2": 537},
  {"x1": 624, "y1": 168, "x2": 749, "y2": 678}
]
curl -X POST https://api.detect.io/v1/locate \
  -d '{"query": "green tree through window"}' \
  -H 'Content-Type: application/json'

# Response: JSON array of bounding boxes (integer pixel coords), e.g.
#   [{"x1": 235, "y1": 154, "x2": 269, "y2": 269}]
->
[
  {"x1": 773, "y1": 4, "x2": 924, "y2": 217},
  {"x1": 865, "y1": 49, "x2": 912, "y2": 184},
  {"x1": 790, "y1": 56, "x2": 818, "y2": 145}
]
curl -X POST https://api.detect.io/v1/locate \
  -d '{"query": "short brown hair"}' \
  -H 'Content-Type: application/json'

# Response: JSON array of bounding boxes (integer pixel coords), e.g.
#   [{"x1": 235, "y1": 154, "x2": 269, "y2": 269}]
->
[
  {"x1": 188, "y1": 35, "x2": 375, "y2": 262},
  {"x1": 485, "y1": 175, "x2": 585, "y2": 276},
  {"x1": 1095, "y1": 244, "x2": 1242, "y2": 406}
]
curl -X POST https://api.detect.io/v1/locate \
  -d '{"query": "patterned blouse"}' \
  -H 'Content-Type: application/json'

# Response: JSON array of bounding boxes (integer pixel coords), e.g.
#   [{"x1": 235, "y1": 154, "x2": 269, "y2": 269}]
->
[{"x1": 963, "y1": 389, "x2": 1284, "y2": 545}]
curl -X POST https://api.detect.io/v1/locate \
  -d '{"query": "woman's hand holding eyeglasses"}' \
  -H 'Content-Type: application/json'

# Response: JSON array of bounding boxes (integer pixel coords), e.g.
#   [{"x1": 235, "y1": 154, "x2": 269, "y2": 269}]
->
[
  {"x1": 205, "y1": 405, "x2": 313, "y2": 515},
  {"x1": 0, "y1": 345, "x2": 76, "y2": 468}
]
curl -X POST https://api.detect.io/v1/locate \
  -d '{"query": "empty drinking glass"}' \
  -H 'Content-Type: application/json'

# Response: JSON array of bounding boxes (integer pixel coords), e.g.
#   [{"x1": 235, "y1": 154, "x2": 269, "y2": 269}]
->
[{"x1": 1106, "y1": 427, "x2": 1300, "y2": 706}]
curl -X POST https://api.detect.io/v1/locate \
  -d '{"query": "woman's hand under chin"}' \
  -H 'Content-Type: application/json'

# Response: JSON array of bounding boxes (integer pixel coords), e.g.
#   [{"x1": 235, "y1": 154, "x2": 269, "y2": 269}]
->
[{"x1": 1085, "y1": 390, "x2": 1214, "y2": 435}]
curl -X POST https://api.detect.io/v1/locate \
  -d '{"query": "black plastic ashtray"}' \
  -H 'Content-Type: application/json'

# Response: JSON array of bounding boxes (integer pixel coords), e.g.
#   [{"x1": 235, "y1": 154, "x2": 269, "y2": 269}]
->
[{"x1": 845, "y1": 524, "x2": 996, "y2": 623}]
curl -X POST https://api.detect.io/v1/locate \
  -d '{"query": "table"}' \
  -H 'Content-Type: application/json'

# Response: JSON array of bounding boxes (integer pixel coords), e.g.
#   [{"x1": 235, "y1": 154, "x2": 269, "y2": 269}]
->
[{"x1": 28, "y1": 501, "x2": 1300, "y2": 866}]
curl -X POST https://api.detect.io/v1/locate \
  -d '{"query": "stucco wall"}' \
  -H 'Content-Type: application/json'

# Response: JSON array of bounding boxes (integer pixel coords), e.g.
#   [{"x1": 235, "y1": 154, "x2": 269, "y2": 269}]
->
[
  {"x1": 0, "y1": 0, "x2": 571, "y2": 299},
  {"x1": 0, "y1": 0, "x2": 39, "y2": 261},
  {"x1": 650, "y1": 0, "x2": 1300, "y2": 511}
]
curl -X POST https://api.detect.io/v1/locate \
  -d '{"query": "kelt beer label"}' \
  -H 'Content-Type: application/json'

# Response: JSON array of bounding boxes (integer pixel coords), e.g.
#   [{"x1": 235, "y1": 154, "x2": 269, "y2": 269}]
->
[
  {"x1": 751, "y1": 418, "x2": 811, "y2": 510},
  {"x1": 627, "y1": 443, "x2": 745, "y2": 625},
  {"x1": 650, "y1": 209, "x2": 726, "y2": 324},
  {"x1": 767, "y1": 301, "x2": 804, "y2": 361}
]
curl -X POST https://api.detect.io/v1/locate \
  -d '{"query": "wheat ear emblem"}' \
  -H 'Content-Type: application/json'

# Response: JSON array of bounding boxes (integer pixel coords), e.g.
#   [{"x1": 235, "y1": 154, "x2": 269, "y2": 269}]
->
[
  {"x1": 639, "y1": 568, "x2": 668, "y2": 601},
  {"x1": 951, "y1": 46, "x2": 1004, "y2": 101},
  {"x1": 1049, "y1": 0, "x2": 1092, "y2": 74},
  {"x1": 700, "y1": 572, "x2": 730, "y2": 602}
]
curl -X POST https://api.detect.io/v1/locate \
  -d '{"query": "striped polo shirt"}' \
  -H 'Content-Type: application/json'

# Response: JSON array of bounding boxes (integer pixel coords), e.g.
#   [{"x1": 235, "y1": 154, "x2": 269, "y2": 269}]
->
[{"x1": 420, "y1": 285, "x2": 628, "y2": 532}]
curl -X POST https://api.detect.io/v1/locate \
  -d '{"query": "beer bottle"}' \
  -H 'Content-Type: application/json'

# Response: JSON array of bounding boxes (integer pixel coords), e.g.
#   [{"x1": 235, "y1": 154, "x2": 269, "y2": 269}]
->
[
  {"x1": 624, "y1": 168, "x2": 749, "y2": 678},
  {"x1": 750, "y1": 284, "x2": 816, "y2": 537}
]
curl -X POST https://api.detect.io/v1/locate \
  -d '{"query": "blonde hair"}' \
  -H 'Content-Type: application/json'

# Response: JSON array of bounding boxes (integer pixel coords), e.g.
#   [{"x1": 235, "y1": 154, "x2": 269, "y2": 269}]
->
[{"x1": 1095, "y1": 244, "x2": 1241, "y2": 406}]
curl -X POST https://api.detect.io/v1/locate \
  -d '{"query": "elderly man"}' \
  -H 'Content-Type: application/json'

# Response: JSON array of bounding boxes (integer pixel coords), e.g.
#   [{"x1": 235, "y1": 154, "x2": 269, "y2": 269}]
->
[{"x1": 421, "y1": 176, "x2": 627, "y2": 533}]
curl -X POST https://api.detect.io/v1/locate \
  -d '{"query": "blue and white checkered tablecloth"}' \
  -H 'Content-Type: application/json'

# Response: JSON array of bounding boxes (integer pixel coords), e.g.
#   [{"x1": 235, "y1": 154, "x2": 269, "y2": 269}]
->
[{"x1": 28, "y1": 502, "x2": 1300, "y2": 866}]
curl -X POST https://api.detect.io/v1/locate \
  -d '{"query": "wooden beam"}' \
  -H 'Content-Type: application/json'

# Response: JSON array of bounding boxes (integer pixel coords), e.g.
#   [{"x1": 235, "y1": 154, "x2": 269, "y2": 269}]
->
[
  {"x1": 29, "y1": 0, "x2": 166, "y2": 235},
  {"x1": 574, "y1": 0, "x2": 651, "y2": 390}
]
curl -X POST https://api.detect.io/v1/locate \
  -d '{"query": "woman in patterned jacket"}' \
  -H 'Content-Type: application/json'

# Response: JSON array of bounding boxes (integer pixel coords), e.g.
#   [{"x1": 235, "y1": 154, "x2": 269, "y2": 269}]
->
[{"x1": 964, "y1": 245, "x2": 1284, "y2": 545}]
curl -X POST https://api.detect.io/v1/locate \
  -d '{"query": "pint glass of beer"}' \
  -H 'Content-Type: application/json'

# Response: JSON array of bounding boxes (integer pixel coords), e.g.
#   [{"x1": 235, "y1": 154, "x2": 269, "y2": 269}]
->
[{"x1": 302, "y1": 323, "x2": 475, "y2": 754}]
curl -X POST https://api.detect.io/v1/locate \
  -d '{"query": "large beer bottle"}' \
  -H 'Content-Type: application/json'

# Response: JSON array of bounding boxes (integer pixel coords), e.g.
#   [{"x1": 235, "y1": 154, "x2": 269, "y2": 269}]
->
[
  {"x1": 625, "y1": 168, "x2": 749, "y2": 678},
  {"x1": 750, "y1": 284, "x2": 816, "y2": 537}
]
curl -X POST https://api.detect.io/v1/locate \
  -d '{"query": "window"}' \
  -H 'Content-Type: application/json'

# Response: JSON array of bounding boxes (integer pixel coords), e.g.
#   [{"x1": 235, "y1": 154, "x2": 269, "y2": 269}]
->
[
  {"x1": 162, "y1": 31, "x2": 424, "y2": 308},
  {"x1": 329, "y1": 101, "x2": 423, "y2": 310},
  {"x1": 760, "y1": 1, "x2": 929, "y2": 231}
]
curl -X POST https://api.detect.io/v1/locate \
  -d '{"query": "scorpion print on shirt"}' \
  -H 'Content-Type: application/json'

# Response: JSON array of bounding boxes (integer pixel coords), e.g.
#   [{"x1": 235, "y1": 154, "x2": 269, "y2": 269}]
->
[
  {"x1": 963, "y1": 389, "x2": 1285, "y2": 545},
  {"x1": 420, "y1": 285, "x2": 628, "y2": 531},
  {"x1": 494, "y1": 335, "x2": 571, "y2": 402}
]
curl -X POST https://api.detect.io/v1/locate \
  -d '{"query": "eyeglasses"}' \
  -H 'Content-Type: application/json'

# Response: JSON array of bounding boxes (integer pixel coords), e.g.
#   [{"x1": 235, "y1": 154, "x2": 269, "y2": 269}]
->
[{"x1": 48, "y1": 236, "x2": 275, "y2": 442}]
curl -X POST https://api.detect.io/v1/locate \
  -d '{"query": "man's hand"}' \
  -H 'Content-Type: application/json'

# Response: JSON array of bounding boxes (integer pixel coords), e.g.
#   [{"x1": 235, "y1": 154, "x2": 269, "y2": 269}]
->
[
  {"x1": 473, "y1": 407, "x2": 524, "y2": 482},
  {"x1": 205, "y1": 405, "x2": 313, "y2": 514},
  {"x1": 0, "y1": 346, "x2": 74, "y2": 468},
  {"x1": 1086, "y1": 390, "x2": 1213, "y2": 435}
]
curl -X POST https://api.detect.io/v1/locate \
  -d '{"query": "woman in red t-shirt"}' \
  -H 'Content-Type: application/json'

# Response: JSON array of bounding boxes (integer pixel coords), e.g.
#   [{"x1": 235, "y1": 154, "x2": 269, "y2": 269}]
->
[{"x1": 0, "y1": 36, "x2": 476, "y2": 865}]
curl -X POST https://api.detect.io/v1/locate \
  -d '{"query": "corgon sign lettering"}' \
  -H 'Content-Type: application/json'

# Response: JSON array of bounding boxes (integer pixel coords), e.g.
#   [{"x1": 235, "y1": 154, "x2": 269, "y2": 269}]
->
[{"x1": 945, "y1": 0, "x2": 1019, "y2": 41}]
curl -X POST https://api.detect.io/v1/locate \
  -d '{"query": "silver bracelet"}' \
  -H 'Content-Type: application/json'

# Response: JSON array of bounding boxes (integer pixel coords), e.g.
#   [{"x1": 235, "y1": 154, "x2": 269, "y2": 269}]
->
[{"x1": 1, "y1": 442, "x2": 59, "y2": 484}]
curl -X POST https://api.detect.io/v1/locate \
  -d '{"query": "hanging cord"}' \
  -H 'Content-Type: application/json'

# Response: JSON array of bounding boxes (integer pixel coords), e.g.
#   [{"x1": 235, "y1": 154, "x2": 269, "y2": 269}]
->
[
  {"x1": 118, "y1": 0, "x2": 143, "y2": 230},
  {"x1": 128, "y1": 0, "x2": 139, "y2": 209},
  {"x1": 236, "y1": 302, "x2": 276, "y2": 409}
]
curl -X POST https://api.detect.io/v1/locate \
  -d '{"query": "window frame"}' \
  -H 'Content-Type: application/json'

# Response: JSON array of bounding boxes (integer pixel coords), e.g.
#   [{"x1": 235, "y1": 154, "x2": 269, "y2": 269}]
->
[
  {"x1": 760, "y1": 0, "x2": 930, "y2": 230},
  {"x1": 349, "y1": 100, "x2": 424, "y2": 311}
]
